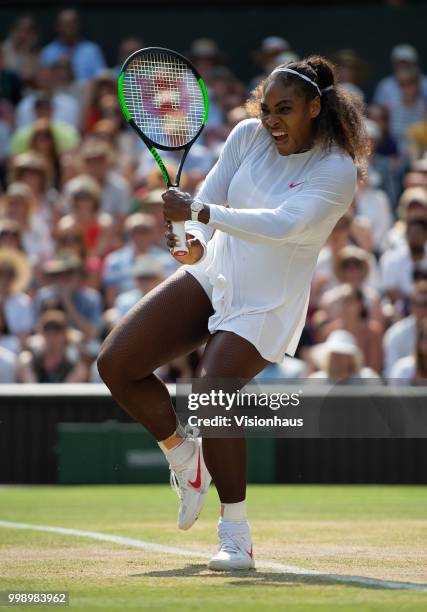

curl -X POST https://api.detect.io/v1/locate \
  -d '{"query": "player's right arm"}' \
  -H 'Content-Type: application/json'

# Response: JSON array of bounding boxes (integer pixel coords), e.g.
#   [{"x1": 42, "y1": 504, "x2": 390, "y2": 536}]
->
[{"x1": 166, "y1": 119, "x2": 257, "y2": 263}]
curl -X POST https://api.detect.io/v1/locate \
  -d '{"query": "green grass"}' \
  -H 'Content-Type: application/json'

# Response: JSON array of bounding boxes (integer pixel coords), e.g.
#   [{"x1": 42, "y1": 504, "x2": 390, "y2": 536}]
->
[{"x1": 1, "y1": 485, "x2": 426, "y2": 611}]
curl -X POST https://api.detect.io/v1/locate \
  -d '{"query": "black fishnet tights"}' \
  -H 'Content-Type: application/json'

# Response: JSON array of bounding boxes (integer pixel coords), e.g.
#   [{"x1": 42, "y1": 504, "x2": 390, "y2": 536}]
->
[{"x1": 98, "y1": 269, "x2": 270, "y2": 503}]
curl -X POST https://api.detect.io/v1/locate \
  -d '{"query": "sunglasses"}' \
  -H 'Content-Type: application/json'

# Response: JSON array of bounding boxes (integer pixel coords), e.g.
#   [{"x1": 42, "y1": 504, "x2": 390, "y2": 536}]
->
[
  {"x1": 43, "y1": 324, "x2": 66, "y2": 333},
  {"x1": 59, "y1": 235, "x2": 81, "y2": 244},
  {"x1": 0, "y1": 231, "x2": 19, "y2": 238},
  {"x1": 0, "y1": 268, "x2": 15, "y2": 278},
  {"x1": 341, "y1": 259, "x2": 363, "y2": 270}
]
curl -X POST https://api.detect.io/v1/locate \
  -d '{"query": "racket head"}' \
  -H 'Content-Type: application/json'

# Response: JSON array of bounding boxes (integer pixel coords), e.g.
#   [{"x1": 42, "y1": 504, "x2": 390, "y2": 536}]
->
[{"x1": 118, "y1": 47, "x2": 209, "y2": 152}]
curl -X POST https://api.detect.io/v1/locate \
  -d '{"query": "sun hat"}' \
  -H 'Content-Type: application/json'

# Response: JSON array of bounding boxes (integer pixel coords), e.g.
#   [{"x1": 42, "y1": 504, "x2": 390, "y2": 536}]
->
[
  {"x1": 65, "y1": 174, "x2": 102, "y2": 202},
  {"x1": 124, "y1": 212, "x2": 156, "y2": 234},
  {"x1": 132, "y1": 255, "x2": 165, "y2": 279},
  {"x1": 0, "y1": 247, "x2": 32, "y2": 293},
  {"x1": 311, "y1": 330, "x2": 363, "y2": 371},
  {"x1": 334, "y1": 245, "x2": 372, "y2": 279},
  {"x1": 397, "y1": 187, "x2": 427, "y2": 219},
  {"x1": 141, "y1": 189, "x2": 164, "y2": 208}
]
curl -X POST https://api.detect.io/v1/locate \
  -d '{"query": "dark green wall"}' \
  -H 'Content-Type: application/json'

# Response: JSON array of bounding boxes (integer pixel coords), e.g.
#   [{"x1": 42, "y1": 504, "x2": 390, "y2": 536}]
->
[{"x1": 0, "y1": 3, "x2": 425, "y2": 100}]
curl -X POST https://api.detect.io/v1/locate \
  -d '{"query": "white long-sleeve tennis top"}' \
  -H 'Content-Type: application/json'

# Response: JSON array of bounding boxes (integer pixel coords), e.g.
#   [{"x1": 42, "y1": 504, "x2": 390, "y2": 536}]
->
[{"x1": 183, "y1": 118, "x2": 357, "y2": 361}]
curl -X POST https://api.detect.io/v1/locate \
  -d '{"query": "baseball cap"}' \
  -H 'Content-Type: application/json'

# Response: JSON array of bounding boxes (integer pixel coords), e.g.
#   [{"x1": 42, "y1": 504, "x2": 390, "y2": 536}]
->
[
  {"x1": 391, "y1": 44, "x2": 418, "y2": 63},
  {"x1": 261, "y1": 36, "x2": 290, "y2": 53}
]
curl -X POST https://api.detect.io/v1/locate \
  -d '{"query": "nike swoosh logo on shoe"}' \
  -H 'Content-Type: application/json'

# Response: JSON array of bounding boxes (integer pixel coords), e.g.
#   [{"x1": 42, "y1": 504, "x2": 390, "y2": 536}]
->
[
  {"x1": 247, "y1": 545, "x2": 253, "y2": 558},
  {"x1": 188, "y1": 448, "x2": 202, "y2": 489}
]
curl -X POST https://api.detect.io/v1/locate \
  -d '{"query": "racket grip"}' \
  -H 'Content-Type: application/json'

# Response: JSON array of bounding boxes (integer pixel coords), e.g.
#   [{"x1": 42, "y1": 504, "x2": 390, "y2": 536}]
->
[{"x1": 171, "y1": 222, "x2": 189, "y2": 256}]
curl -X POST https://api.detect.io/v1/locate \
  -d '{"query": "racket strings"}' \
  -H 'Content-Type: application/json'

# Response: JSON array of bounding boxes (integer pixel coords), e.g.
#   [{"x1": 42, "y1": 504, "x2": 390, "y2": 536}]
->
[{"x1": 122, "y1": 51, "x2": 205, "y2": 148}]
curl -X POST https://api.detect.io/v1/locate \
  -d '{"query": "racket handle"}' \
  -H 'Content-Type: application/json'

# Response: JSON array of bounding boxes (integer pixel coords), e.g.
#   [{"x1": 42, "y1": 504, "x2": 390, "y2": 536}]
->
[{"x1": 171, "y1": 222, "x2": 189, "y2": 256}]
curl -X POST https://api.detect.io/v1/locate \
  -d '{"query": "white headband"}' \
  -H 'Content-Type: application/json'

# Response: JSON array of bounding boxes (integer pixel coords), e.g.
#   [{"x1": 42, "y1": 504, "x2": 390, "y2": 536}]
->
[{"x1": 271, "y1": 67, "x2": 333, "y2": 96}]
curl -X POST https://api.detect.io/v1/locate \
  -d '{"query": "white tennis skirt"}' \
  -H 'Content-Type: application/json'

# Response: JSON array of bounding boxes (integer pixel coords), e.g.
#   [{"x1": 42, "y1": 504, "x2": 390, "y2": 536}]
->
[{"x1": 181, "y1": 264, "x2": 301, "y2": 363}]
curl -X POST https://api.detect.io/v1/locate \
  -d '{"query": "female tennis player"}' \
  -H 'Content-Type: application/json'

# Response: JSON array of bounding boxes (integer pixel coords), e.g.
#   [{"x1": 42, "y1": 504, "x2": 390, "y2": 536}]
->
[{"x1": 98, "y1": 55, "x2": 368, "y2": 571}]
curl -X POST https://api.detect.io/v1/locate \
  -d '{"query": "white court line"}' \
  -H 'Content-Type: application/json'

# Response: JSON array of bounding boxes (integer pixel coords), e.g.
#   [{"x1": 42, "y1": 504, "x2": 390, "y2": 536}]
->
[{"x1": 1, "y1": 520, "x2": 426, "y2": 592}]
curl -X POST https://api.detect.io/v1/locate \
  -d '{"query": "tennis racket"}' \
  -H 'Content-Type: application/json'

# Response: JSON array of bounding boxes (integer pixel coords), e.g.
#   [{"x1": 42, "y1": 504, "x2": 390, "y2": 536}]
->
[{"x1": 118, "y1": 46, "x2": 209, "y2": 256}]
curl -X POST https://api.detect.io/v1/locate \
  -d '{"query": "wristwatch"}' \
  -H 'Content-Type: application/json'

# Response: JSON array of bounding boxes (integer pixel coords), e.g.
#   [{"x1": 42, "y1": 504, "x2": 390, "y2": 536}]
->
[{"x1": 190, "y1": 199, "x2": 205, "y2": 221}]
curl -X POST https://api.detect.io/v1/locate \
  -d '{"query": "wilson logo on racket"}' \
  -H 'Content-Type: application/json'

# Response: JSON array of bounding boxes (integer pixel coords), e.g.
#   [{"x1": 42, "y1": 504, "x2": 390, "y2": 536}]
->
[{"x1": 139, "y1": 77, "x2": 189, "y2": 116}]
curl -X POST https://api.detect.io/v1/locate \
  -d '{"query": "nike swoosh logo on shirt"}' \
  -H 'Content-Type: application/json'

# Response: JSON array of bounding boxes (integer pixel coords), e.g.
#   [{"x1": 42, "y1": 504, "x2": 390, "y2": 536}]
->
[
  {"x1": 289, "y1": 181, "x2": 304, "y2": 188},
  {"x1": 188, "y1": 448, "x2": 202, "y2": 489}
]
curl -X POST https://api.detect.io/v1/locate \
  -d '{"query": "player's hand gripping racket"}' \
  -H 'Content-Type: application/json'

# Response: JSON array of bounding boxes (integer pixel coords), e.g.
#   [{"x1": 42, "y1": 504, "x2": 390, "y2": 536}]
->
[{"x1": 118, "y1": 47, "x2": 209, "y2": 256}]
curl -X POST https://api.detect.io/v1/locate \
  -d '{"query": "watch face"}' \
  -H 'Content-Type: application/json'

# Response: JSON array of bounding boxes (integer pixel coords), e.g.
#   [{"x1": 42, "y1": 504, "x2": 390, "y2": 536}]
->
[{"x1": 191, "y1": 200, "x2": 204, "y2": 213}]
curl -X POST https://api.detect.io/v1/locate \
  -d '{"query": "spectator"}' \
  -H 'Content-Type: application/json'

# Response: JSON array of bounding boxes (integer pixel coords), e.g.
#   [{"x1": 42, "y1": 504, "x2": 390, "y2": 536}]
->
[
  {"x1": 309, "y1": 329, "x2": 380, "y2": 383},
  {"x1": 2, "y1": 181, "x2": 54, "y2": 264},
  {"x1": 0, "y1": 298, "x2": 20, "y2": 355},
  {"x1": 0, "y1": 248, "x2": 34, "y2": 349},
  {"x1": 331, "y1": 49, "x2": 368, "y2": 99},
  {"x1": 28, "y1": 119, "x2": 64, "y2": 189},
  {"x1": 250, "y1": 37, "x2": 291, "y2": 90},
  {"x1": 380, "y1": 217, "x2": 427, "y2": 310},
  {"x1": 1, "y1": 16, "x2": 40, "y2": 84},
  {"x1": 187, "y1": 38, "x2": 226, "y2": 85},
  {"x1": 10, "y1": 101, "x2": 80, "y2": 157},
  {"x1": 0, "y1": 47, "x2": 22, "y2": 106},
  {"x1": 15, "y1": 68, "x2": 80, "y2": 129},
  {"x1": 389, "y1": 66, "x2": 427, "y2": 154},
  {"x1": 0, "y1": 101, "x2": 12, "y2": 190},
  {"x1": 113, "y1": 37, "x2": 144, "y2": 77},
  {"x1": 54, "y1": 216, "x2": 86, "y2": 260},
  {"x1": 35, "y1": 253, "x2": 103, "y2": 339},
  {"x1": 311, "y1": 211, "x2": 377, "y2": 307},
  {"x1": 319, "y1": 246, "x2": 383, "y2": 325},
  {"x1": 0, "y1": 345, "x2": 17, "y2": 383},
  {"x1": 407, "y1": 108, "x2": 427, "y2": 162},
  {"x1": 387, "y1": 186, "x2": 427, "y2": 249},
  {"x1": 18, "y1": 309, "x2": 88, "y2": 383},
  {"x1": 138, "y1": 189, "x2": 170, "y2": 249},
  {"x1": 50, "y1": 56, "x2": 81, "y2": 101},
  {"x1": 10, "y1": 151, "x2": 59, "y2": 229},
  {"x1": 383, "y1": 281, "x2": 427, "y2": 376},
  {"x1": 354, "y1": 137, "x2": 394, "y2": 255},
  {"x1": 114, "y1": 255, "x2": 165, "y2": 319},
  {"x1": 315, "y1": 283, "x2": 383, "y2": 374},
  {"x1": 80, "y1": 139, "x2": 130, "y2": 222},
  {"x1": 102, "y1": 212, "x2": 160, "y2": 306},
  {"x1": 62, "y1": 174, "x2": 115, "y2": 260},
  {"x1": 40, "y1": 9, "x2": 106, "y2": 82},
  {"x1": 373, "y1": 44, "x2": 427, "y2": 107},
  {"x1": 82, "y1": 70, "x2": 116, "y2": 132},
  {"x1": 388, "y1": 319, "x2": 427, "y2": 385},
  {"x1": 367, "y1": 104, "x2": 399, "y2": 161},
  {"x1": 362, "y1": 117, "x2": 399, "y2": 212},
  {"x1": 0, "y1": 219, "x2": 23, "y2": 252}
]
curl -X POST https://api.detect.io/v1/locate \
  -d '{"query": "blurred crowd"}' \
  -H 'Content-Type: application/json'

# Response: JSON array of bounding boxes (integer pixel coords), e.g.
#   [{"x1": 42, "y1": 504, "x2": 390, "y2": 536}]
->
[{"x1": 0, "y1": 9, "x2": 426, "y2": 385}]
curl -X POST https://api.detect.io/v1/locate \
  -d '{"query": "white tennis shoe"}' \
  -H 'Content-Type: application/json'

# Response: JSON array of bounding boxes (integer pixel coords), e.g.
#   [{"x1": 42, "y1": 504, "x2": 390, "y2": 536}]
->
[
  {"x1": 208, "y1": 518, "x2": 255, "y2": 571},
  {"x1": 169, "y1": 435, "x2": 211, "y2": 530}
]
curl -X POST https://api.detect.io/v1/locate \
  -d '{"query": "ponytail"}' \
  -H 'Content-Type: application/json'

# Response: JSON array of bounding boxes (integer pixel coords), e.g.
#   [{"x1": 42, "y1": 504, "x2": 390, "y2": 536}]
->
[{"x1": 246, "y1": 54, "x2": 369, "y2": 177}]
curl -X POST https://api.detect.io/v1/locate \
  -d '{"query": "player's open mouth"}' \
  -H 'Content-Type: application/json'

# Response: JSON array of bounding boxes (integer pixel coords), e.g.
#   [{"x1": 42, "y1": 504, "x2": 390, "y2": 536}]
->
[{"x1": 271, "y1": 131, "x2": 288, "y2": 144}]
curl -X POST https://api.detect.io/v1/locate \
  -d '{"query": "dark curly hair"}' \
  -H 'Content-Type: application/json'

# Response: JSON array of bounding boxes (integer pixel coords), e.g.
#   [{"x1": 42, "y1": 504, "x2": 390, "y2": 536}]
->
[{"x1": 246, "y1": 55, "x2": 369, "y2": 176}]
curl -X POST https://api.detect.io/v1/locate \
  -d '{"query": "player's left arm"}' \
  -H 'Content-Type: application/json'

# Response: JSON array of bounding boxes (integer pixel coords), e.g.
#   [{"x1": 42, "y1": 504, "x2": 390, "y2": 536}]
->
[
  {"x1": 203, "y1": 155, "x2": 357, "y2": 245},
  {"x1": 163, "y1": 154, "x2": 357, "y2": 246}
]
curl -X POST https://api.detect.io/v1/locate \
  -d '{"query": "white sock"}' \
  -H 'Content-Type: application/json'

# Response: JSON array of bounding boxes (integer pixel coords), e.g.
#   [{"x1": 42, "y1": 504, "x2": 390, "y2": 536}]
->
[
  {"x1": 160, "y1": 437, "x2": 194, "y2": 468},
  {"x1": 221, "y1": 500, "x2": 247, "y2": 522}
]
